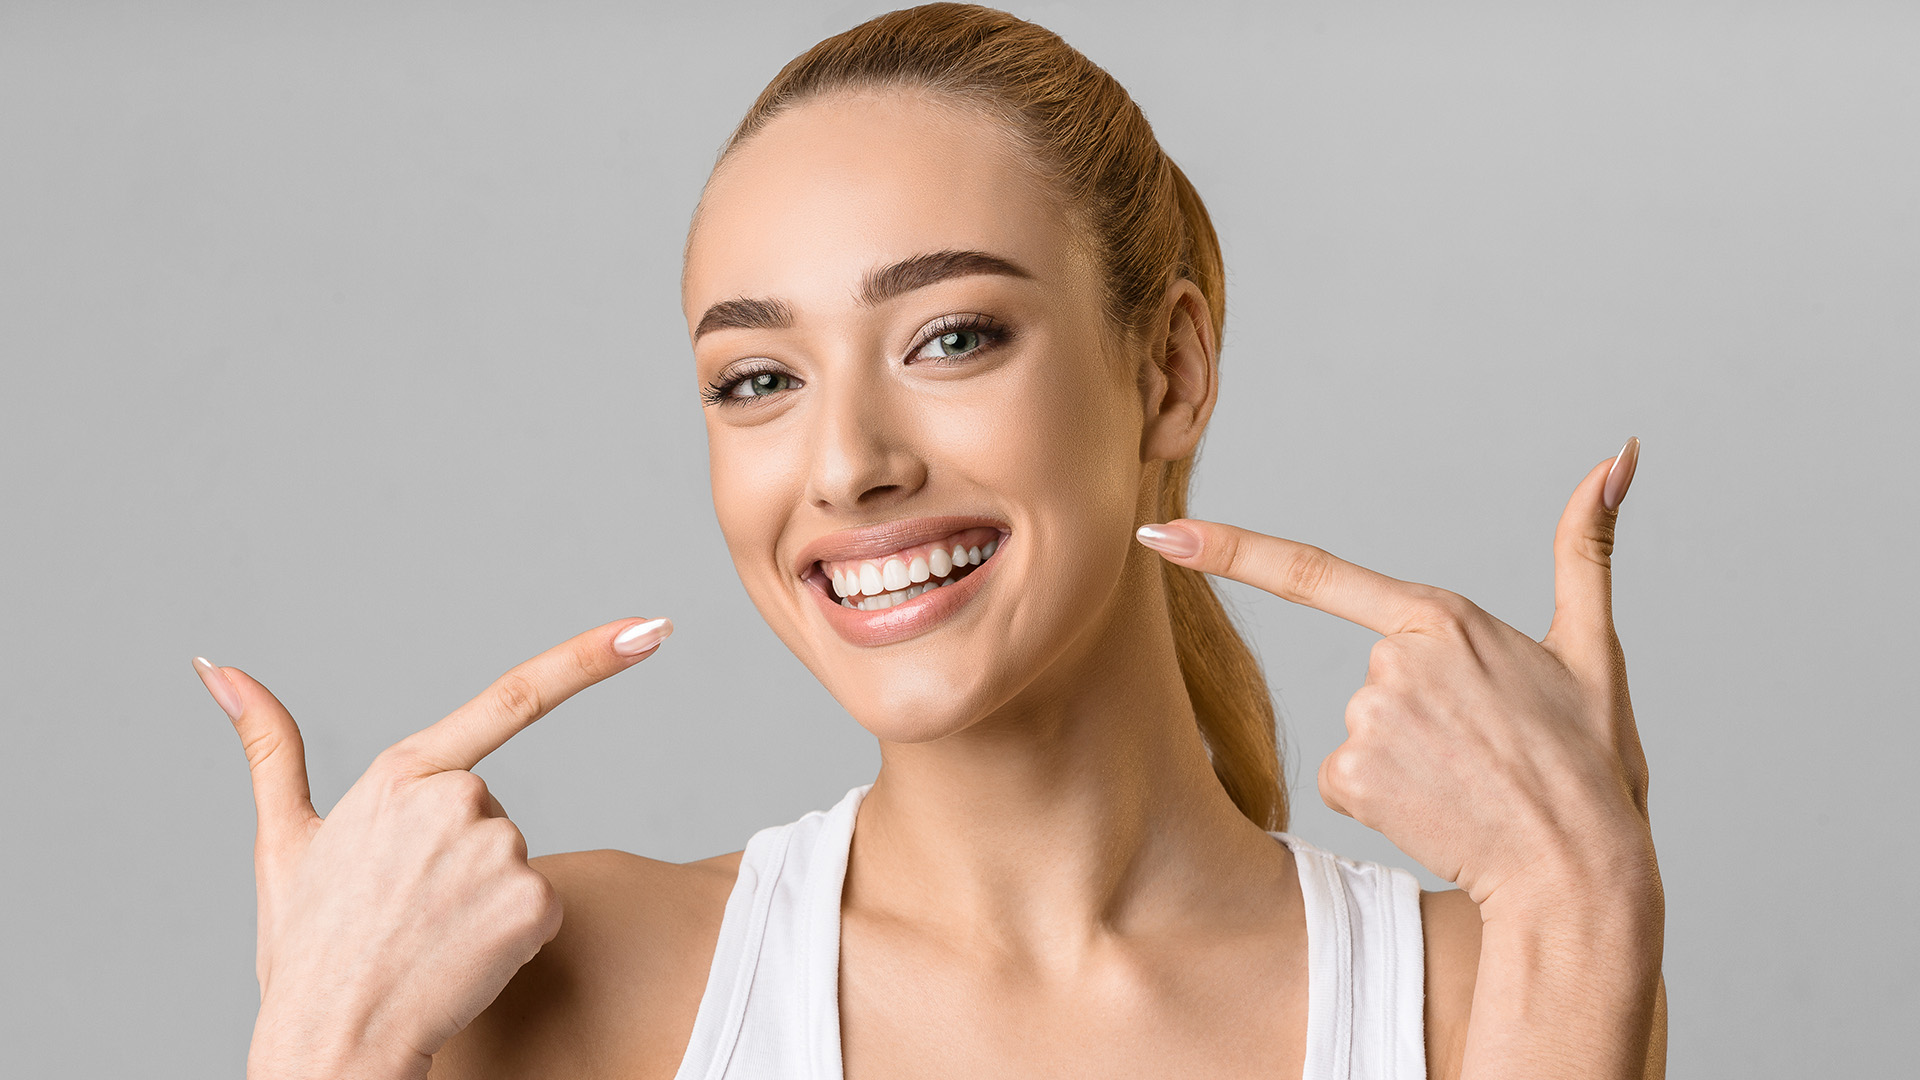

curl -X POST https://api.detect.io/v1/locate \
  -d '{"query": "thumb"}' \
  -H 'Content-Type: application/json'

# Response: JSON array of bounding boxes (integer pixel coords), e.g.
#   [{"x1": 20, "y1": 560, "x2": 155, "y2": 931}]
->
[
  {"x1": 1543, "y1": 436, "x2": 1639, "y2": 674},
  {"x1": 193, "y1": 657, "x2": 320, "y2": 866}
]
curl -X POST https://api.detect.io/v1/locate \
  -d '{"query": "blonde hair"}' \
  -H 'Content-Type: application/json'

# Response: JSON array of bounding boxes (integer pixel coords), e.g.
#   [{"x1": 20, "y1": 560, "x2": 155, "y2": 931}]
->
[{"x1": 712, "y1": 3, "x2": 1286, "y2": 830}]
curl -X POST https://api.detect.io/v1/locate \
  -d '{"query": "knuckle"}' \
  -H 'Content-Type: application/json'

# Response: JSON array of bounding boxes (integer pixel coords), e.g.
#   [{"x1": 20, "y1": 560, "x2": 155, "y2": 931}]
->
[
  {"x1": 1280, "y1": 546, "x2": 1336, "y2": 603},
  {"x1": 480, "y1": 815, "x2": 529, "y2": 862},
  {"x1": 1212, "y1": 529, "x2": 1245, "y2": 576},
  {"x1": 370, "y1": 743, "x2": 416, "y2": 776},
  {"x1": 237, "y1": 724, "x2": 287, "y2": 773},
  {"x1": 1576, "y1": 521, "x2": 1618, "y2": 569},
  {"x1": 1323, "y1": 744, "x2": 1372, "y2": 801},
  {"x1": 1345, "y1": 685, "x2": 1389, "y2": 732},
  {"x1": 1315, "y1": 756, "x2": 1344, "y2": 814},
  {"x1": 501, "y1": 870, "x2": 560, "y2": 936},
  {"x1": 428, "y1": 769, "x2": 490, "y2": 812},
  {"x1": 1416, "y1": 588, "x2": 1476, "y2": 632},
  {"x1": 1557, "y1": 505, "x2": 1617, "y2": 566},
  {"x1": 491, "y1": 671, "x2": 545, "y2": 727},
  {"x1": 1365, "y1": 639, "x2": 1404, "y2": 682},
  {"x1": 566, "y1": 641, "x2": 611, "y2": 685},
  {"x1": 367, "y1": 746, "x2": 426, "y2": 794},
  {"x1": 451, "y1": 768, "x2": 491, "y2": 803}
]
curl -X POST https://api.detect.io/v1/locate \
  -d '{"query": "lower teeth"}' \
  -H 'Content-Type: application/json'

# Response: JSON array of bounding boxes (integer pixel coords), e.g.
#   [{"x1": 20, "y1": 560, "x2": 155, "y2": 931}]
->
[{"x1": 842, "y1": 576, "x2": 948, "y2": 610}]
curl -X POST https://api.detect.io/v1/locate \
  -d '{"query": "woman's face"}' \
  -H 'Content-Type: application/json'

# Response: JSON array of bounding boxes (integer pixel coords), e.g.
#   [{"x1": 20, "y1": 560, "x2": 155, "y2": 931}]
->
[{"x1": 683, "y1": 89, "x2": 1160, "y2": 742}]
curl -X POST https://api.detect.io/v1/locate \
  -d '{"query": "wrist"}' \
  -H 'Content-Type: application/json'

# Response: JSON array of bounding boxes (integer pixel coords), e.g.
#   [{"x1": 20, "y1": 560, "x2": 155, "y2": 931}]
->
[
  {"x1": 1475, "y1": 834, "x2": 1665, "y2": 998},
  {"x1": 248, "y1": 1042, "x2": 428, "y2": 1080},
  {"x1": 1478, "y1": 820, "x2": 1663, "y2": 929},
  {"x1": 248, "y1": 1000, "x2": 431, "y2": 1080}
]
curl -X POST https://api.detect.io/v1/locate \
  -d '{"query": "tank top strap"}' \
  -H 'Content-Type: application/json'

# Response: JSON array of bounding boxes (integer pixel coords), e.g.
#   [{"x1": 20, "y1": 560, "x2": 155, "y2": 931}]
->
[
  {"x1": 1271, "y1": 832, "x2": 1428, "y2": 1080},
  {"x1": 673, "y1": 784, "x2": 868, "y2": 1080}
]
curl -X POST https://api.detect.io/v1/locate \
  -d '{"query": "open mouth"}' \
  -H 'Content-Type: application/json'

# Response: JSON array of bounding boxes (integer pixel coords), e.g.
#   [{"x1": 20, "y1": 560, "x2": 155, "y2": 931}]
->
[{"x1": 806, "y1": 525, "x2": 1004, "y2": 611}]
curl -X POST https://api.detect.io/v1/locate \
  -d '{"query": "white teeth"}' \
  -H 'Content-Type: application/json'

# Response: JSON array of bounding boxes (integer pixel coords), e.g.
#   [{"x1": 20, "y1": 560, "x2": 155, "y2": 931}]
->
[
  {"x1": 826, "y1": 533, "x2": 1003, "y2": 608},
  {"x1": 843, "y1": 577, "x2": 955, "y2": 613}
]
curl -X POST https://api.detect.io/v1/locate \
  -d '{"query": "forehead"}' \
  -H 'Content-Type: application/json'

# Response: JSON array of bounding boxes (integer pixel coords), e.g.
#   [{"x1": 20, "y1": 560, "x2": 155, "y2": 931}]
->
[{"x1": 682, "y1": 90, "x2": 1089, "y2": 323}]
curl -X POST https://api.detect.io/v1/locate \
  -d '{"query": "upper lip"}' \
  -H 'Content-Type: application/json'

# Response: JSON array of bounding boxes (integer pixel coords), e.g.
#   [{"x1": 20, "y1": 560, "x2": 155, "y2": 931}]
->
[{"x1": 792, "y1": 514, "x2": 1009, "y2": 578}]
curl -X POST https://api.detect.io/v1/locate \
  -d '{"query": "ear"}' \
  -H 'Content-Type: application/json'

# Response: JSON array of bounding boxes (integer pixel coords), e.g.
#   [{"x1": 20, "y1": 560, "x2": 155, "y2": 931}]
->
[{"x1": 1140, "y1": 277, "x2": 1220, "y2": 463}]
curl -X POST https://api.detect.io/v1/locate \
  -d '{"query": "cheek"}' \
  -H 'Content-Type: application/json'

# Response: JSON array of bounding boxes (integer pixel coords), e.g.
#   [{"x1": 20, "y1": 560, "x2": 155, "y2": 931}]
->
[
  {"x1": 705, "y1": 421, "x2": 805, "y2": 579},
  {"x1": 942, "y1": 346, "x2": 1146, "y2": 609},
  {"x1": 986, "y1": 350, "x2": 1144, "y2": 517}
]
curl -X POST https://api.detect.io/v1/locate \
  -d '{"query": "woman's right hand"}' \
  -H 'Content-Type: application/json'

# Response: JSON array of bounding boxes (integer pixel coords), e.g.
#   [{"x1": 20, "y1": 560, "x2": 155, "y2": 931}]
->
[{"x1": 194, "y1": 616, "x2": 674, "y2": 1080}]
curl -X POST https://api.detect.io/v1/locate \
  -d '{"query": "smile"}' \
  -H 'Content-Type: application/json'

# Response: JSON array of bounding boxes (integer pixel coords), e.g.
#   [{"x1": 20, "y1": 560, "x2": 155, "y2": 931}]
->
[
  {"x1": 820, "y1": 527, "x2": 1001, "y2": 610},
  {"x1": 796, "y1": 517, "x2": 1009, "y2": 647}
]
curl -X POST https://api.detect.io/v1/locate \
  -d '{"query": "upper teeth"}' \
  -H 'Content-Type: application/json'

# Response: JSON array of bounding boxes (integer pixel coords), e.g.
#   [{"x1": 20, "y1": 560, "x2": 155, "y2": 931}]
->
[{"x1": 824, "y1": 529, "x2": 1001, "y2": 610}]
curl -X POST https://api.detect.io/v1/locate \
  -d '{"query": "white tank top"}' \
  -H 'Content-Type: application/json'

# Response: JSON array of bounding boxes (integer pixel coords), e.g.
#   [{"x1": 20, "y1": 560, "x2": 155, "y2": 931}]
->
[{"x1": 672, "y1": 784, "x2": 1427, "y2": 1080}]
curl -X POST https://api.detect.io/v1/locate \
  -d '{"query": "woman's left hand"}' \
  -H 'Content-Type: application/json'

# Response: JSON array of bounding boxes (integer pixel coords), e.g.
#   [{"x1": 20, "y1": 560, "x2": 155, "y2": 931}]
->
[{"x1": 1137, "y1": 440, "x2": 1654, "y2": 915}]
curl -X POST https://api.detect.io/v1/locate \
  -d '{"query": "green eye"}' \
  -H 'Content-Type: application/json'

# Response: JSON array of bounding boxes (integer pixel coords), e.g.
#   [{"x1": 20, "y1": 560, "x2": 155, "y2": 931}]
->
[
  {"x1": 935, "y1": 330, "x2": 980, "y2": 356},
  {"x1": 736, "y1": 371, "x2": 791, "y2": 397},
  {"x1": 905, "y1": 316, "x2": 1005, "y2": 365}
]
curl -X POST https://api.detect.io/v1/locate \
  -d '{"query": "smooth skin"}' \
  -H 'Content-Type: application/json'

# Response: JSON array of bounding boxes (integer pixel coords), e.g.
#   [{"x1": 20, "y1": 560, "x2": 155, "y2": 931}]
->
[{"x1": 210, "y1": 88, "x2": 1665, "y2": 1078}]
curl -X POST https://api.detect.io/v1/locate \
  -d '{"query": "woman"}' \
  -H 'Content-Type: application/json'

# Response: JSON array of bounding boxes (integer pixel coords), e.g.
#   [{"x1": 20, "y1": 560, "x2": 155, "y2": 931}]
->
[{"x1": 197, "y1": 6, "x2": 1665, "y2": 1077}]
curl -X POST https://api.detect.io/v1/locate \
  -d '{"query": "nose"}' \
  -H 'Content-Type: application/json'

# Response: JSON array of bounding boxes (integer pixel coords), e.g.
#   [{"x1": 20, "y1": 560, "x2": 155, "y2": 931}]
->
[{"x1": 803, "y1": 366, "x2": 927, "y2": 512}]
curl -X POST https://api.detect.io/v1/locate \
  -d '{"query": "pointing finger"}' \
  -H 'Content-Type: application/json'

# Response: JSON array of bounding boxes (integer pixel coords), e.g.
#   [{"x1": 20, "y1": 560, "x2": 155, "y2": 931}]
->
[
  {"x1": 195, "y1": 657, "x2": 320, "y2": 862},
  {"x1": 391, "y1": 617, "x2": 673, "y2": 774},
  {"x1": 1137, "y1": 520, "x2": 1434, "y2": 637},
  {"x1": 1544, "y1": 437, "x2": 1638, "y2": 673}
]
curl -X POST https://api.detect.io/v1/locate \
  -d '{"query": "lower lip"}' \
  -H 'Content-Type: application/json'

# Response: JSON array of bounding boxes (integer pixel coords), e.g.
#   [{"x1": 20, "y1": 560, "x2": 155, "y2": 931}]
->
[{"x1": 808, "y1": 543, "x2": 1004, "y2": 648}]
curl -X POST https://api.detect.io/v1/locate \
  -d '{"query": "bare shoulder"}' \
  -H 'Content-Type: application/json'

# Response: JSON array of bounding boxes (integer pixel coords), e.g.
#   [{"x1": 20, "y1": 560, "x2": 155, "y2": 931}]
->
[
  {"x1": 1420, "y1": 888, "x2": 1481, "y2": 1080},
  {"x1": 432, "y1": 847, "x2": 745, "y2": 1080}
]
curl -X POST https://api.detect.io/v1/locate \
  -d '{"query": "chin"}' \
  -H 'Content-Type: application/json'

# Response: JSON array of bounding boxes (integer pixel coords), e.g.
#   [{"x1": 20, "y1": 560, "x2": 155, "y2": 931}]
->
[{"x1": 821, "y1": 657, "x2": 1004, "y2": 745}]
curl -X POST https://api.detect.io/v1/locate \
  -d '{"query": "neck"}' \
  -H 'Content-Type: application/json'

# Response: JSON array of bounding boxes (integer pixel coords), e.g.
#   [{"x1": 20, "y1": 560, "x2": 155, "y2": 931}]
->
[{"x1": 845, "y1": 544, "x2": 1287, "y2": 956}]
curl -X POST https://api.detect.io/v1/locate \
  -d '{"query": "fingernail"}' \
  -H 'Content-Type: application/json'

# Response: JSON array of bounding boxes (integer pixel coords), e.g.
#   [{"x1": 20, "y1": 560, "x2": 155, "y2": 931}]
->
[
  {"x1": 613, "y1": 617, "x2": 674, "y2": 656},
  {"x1": 1136, "y1": 523, "x2": 1201, "y2": 559},
  {"x1": 191, "y1": 656, "x2": 244, "y2": 720},
  {"x1": 1603, "y1": 436, "x2": 1641, "y2": 512}
]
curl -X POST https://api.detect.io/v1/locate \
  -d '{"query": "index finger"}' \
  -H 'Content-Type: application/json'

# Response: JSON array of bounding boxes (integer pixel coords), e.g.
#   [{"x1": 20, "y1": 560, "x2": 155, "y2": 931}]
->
[
  {"x1": 1137, "y1": 520, "x2": 1433, "y2": 636},
  {"x1": 393, "y1": 616, "x2": 673, "y2": 773}
]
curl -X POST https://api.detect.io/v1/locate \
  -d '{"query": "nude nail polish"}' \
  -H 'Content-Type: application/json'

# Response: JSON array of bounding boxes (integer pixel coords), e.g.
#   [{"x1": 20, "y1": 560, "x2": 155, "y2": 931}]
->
[
  {"x1": 192, "y1": 656, "x2": 244, "y2": 720},
  {"x1": 614, "y1": 617, "x2": 674, "y2": 656},
  {"x1": 1136, "y1": 523, "x2": 1201, "y2": 559},
  {"x1": 1603, "y1": 436, "x2": 1641, "y2": 512}
]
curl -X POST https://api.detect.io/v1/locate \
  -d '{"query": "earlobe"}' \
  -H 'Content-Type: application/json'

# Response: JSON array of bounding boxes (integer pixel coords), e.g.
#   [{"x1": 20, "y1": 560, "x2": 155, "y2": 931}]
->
[{"x1": 1140, "y1": 280, "x2": 1220, "y2": 463}]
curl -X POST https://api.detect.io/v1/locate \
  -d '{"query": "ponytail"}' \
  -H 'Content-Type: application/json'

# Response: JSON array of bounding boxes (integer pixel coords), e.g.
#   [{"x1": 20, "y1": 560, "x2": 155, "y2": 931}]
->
[{"x1": 1156, "y1": 161, "x2": 1285, "y2": 829}]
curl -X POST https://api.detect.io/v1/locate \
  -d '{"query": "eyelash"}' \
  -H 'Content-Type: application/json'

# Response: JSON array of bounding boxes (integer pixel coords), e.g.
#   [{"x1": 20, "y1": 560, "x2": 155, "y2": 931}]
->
[{"x1": 700, "y1": 313, "x2": 1011, "y2": 408}]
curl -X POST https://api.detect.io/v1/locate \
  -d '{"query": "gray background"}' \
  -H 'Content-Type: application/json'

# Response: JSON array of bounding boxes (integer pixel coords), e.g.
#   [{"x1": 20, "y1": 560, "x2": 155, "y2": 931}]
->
[{"x1": 1, "y1": 1, "x2": 1913, "y2": 1075}]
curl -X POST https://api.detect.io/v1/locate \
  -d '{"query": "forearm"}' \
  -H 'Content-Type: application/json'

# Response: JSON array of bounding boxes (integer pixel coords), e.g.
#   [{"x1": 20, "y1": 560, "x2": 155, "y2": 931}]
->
[{"x1": 1460, "y1": 864, "x2": 1665, "y2": 1079}]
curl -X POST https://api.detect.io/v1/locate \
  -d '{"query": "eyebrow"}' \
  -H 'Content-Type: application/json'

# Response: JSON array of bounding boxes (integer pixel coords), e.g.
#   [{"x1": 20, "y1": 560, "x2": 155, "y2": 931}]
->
[
  {"x1": 693, "y1": 249, "x2": 1032, "y2": 341},
  {"x1": 692, "y1": 296, "x2": 795, "y2": 341}
]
